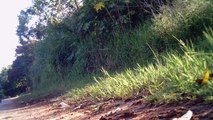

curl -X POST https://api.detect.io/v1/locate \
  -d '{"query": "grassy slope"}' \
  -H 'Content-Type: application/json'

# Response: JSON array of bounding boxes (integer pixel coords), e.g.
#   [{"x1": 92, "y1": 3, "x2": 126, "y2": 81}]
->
[
  {"x1": 21, "y1": 29, "x2": 213, "y2": 103},
  {"x1": 68, "y1": 31, "x2": 213, "y2": 102},
  {"x1": 20, "y1": 0, "x2": 213, "y2": 103},
  {"x1": 67, "y1": 0, "x2": 213, "y2": 102}
]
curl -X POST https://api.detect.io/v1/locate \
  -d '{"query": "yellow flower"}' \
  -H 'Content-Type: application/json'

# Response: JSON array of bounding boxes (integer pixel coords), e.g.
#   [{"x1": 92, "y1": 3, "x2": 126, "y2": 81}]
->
[
  {"x1": 202, "y1": 69, "x2": 210, "y2": 84},
  {"x1": 196, "y1": 69, "x2": 210, "y2": 85},
  {"x1": 94, "y1": 2, "x2": 105, "y2": 12}
]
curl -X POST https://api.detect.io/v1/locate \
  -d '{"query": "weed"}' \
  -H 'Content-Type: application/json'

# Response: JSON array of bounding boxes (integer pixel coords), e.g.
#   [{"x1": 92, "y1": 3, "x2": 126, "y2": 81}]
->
[{"x1": 68, "y1": 31, "x2": 213, "y2": 102}]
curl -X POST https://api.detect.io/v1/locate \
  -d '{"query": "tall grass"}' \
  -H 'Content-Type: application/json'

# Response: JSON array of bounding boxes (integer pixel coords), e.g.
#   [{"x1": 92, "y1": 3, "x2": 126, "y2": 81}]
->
[
  {"x1": 108, "y1": 22, "x2": 154, "y2": 68},
  {"x1": 152, "y1": 0, "x2": 213, "y2": 49},
  {"x1": 25, "y1": 0, "x2": 213, "y2": 103},
  {"x1": 68, "y1": 30, "x2": 213, "y2": 102},
  {"x1": 20, "y1": 71, "x2": 94, "y2": 102}
]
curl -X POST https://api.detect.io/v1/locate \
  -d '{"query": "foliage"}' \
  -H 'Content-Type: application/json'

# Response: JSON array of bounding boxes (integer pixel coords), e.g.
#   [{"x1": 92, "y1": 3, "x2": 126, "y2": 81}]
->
[
  {"x1": 0, "y1": 68, "x2": 8, "y2": 83},
  {"x1": 20, "y1": 71, "x2": 94, "y2": 102},
  {"x1": 108, "y1": 22, "x2": 154, "y2": 68},
  {"x1": 7, "y1": 56, "x2": 32, "y2": 96},
  {"x1": 75, "y1": 0, "x2": 169, "y2": 39},
  {"x1": 68, "y1": 30, "x2": 213, "y2": 102},
  {"x1": 26, "y1": 0, "x2": 170, "y2": 87},
  {"x1": 1, "y1": 10, "x2": 39, "y2": 97},
  {"x1": 152, "y1": 0, "x2": 213, "y2": 50},
  {"x1": 15, "y1": 0, "x2": 213, "y2": 104},
  {"x1": 0, "y1": 68, "x2": 9, "y2": 98},
  {"x1": 0, "y1": 54, "x2": 34, "y2": 97},
  {"x1": 94, "y1": 2, "x2": 105, "y2": 12},
  {"x1": 0, "y1": 89, "x2": 3, "y2": 100}
]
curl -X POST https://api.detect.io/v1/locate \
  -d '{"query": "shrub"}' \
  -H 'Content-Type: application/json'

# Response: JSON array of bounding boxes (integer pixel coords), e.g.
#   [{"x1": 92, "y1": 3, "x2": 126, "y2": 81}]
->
[
  {"x1": 152, "y1": 0, "x2": 213, "y2": 47},
  {"x1": 68, "y1": 30, "x2": 213, "y2": 102},
  {"x1": 0, "y1": 89, "x2": 4, "y2": 101},
  {"x1": 108, "y1": 22, "x2": 154, "y2": 68}
]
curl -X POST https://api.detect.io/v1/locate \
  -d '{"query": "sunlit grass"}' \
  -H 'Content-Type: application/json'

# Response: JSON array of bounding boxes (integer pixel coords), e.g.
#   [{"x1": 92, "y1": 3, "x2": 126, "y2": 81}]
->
[
  {"x1": 68, "y1": 32, "x2": 213, "y2": 102},
  {"x1": 19, "y1": 73, "x2": 93, "y2": 102},
  {"x1": 20, "y1": 29, "x2": 213, "y2": 104}
]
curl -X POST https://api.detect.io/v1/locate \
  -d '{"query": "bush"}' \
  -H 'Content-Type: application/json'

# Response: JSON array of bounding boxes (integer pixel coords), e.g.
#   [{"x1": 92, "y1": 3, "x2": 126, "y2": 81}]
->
[
  {"x1": 152, "y1": 0, "x2": 213, "y2": 47},
  {"x1": 30, "y1": 0, "x2": 169, "y2": 79},
  {"x1": 68, "y1": 30, "x2": 213, "y2": 102},
  {"x1": 0, "y1": 89, "x2": 4, "y2": 101},
  {"x1": 108, "y1": 22, "x2": 154, "y2": 68}
]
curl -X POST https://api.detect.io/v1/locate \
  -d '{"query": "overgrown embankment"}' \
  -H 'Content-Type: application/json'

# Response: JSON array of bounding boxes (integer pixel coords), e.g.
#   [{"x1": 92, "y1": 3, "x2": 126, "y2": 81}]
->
[{"x1": 1, "y1": 0, "x2": 212, "y2": 104}]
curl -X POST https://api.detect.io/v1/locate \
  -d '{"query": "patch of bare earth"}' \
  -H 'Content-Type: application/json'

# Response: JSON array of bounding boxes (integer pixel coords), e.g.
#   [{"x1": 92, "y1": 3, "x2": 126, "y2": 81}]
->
[
  {"x1": 1, "y1": 96, "x2": 213, "y2": 120},
  {"x1": 0, "y1": 97, "x2": 88, "y2": 120},
  {"x1": 69, "y1": 98, "x2": 213, "y2": 120}
]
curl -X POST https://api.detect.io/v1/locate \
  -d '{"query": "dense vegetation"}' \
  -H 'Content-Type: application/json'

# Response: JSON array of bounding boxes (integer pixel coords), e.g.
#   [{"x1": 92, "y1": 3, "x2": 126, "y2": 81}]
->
[{"x1": 0, "y1": 0, "x2": 213, "y2": 103}]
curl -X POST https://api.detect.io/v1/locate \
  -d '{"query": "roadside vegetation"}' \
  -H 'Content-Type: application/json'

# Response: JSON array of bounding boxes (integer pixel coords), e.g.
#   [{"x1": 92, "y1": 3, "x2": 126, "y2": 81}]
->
[
  {"x1": 0, "y1": 0, "x2": 213, "y2": 104},
  {"x1": 69, "y1": 32, "x2": 213, "y2": 102}
]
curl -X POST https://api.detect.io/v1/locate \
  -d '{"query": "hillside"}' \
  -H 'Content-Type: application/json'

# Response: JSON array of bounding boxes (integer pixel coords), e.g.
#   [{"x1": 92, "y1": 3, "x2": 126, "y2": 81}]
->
[{"x1": 0, "y1": 0, "x2": 213, "y2": 119}]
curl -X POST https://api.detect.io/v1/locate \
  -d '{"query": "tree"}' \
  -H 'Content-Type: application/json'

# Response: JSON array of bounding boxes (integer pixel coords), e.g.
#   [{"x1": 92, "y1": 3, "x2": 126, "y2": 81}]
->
[
  {"x1": 0, "y1": 68, "x2": 8, "y2": 99},
  {"x1": 1, "y1": 8, "x2": 40, "y2": 96},
  {"x1": 0, "y1": 67, "x2": 11, "y2": 97}
]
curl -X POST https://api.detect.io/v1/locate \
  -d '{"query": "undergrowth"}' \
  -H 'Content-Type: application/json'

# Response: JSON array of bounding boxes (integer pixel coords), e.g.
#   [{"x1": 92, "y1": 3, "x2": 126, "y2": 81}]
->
[
  {"x1": 19, "y1": 0, "x2": 213, "y2": 103},
  {"x1": 20, "y1": 72, "x2": 94, "y2": 102},
  {"x1": 68, "y1": 29, "x2": 213, "y2": 102}
]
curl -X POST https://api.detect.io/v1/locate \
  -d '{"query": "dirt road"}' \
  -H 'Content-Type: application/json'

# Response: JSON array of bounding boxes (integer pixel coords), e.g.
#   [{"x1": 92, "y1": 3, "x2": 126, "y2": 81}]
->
[
  {"x1": 0, "y1": 97, "x2": 88, "y2": 120},
  {"x1": 0, "y1": 97, "x2": 18, "y2": 111},
  {"x1": 0, "y1": 96, "x2": 213, "y2": 120}
]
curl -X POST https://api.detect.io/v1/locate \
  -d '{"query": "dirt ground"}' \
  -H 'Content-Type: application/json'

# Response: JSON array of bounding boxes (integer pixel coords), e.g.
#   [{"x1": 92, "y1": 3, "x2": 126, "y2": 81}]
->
[{"x1": 0, "y1": 96, "x2": 213, "y2": 120}]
